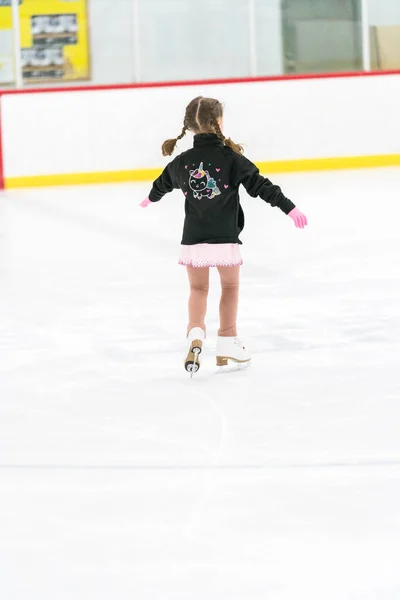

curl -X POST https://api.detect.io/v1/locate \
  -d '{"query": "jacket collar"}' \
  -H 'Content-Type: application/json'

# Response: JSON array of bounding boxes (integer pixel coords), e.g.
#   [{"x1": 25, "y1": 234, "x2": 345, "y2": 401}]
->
[{"x1": 193, "y1": 133, "x2": 224, "y2": 148}]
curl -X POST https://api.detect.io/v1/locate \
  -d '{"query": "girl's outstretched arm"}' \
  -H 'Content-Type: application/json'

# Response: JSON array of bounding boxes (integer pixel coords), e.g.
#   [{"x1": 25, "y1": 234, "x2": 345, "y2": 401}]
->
[
  {"x1": 139, "y1": 156, "x2": 181, "y2": 206},
  {"x1": 233, "y1": 154, "x2": 307, "y2": 227}
]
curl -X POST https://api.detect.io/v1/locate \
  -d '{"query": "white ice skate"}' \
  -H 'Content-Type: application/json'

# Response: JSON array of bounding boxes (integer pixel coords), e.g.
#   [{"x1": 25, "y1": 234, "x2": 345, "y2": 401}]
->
[
  {"x1": 185, "y1": 327, "x2": 205, "y2": 377},
  {"x1": 216, "y1": 336, "x2": 251, "y2": 368}
]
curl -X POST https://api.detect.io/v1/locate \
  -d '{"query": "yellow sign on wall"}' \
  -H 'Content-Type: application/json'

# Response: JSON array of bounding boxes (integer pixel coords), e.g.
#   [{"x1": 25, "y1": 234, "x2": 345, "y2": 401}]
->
[
  {"x1": 20, "y1": 0, "x2": 90, "y2": 82},
  {"x1": 0, "y1": 0, "x2": 90, "y2": 83}
]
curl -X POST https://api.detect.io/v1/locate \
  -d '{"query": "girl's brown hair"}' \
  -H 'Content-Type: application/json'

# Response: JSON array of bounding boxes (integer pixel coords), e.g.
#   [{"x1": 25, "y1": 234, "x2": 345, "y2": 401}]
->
[{"x1": 162, "y1": 96, "x2": 244, "y2": 156}]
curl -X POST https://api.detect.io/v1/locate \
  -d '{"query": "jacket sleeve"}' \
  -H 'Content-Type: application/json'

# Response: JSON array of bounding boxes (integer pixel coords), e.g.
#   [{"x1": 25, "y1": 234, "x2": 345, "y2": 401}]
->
[
  {"x1": 148, "y1": 156, "x2": 181, "y2": 202},
  {"x1": 233, "y1": 154, "x2": 295, "y2": 215}
]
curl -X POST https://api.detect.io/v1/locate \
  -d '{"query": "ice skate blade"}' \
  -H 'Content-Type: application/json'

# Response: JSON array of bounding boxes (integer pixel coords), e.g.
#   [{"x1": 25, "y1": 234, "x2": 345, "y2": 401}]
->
[{"x1": 187, "y1": 362, "x2": 199, "y2": 378}]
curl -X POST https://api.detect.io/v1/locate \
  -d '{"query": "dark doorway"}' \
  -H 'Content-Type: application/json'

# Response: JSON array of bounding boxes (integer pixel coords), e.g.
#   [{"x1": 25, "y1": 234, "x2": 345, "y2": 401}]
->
[{"x1": 282, "y1": 0, "x2": 363, "y2": 73}]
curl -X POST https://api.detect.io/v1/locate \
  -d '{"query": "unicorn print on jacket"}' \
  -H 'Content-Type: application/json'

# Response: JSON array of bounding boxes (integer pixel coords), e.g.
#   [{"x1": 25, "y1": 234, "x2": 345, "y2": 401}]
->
[{"x1": 189, "y1": 162, "x2": 221, "y2": 199}]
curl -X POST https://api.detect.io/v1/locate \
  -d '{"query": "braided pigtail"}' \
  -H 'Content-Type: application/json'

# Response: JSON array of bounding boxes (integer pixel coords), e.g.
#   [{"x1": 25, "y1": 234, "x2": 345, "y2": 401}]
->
[
  {"x1": 212, "y1": 118, "x2": 244, "y2": 155},
  {"x1": 161, "y1": 125, "x2": 187, "y2": 156},
  {"x1": 223, "y1": 137, "x2": 244, "y2": 155}
]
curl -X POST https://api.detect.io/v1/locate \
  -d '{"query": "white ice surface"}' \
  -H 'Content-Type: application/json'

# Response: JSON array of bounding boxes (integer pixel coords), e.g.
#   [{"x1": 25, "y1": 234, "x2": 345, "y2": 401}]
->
[{"x1": 0, "y1": 168, "x2": 399, "y2": 599}]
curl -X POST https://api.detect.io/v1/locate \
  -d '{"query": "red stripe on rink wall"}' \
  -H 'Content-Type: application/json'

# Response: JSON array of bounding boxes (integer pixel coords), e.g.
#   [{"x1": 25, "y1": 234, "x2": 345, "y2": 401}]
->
[{"x1": 0, "y1": 69, "x2": 399, "y2": 97}]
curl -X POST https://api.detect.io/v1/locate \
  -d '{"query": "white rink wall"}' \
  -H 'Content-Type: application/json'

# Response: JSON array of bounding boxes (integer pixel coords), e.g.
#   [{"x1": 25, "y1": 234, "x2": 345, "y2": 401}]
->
[{"x1": 1, "y1": 73, "x2": 400, "y2": 180}]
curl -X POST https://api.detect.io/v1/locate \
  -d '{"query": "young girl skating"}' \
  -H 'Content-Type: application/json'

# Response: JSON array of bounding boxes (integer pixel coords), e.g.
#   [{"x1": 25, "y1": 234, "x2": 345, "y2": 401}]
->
[{"x1": 140, "y1": 96, "x2": 307, "y2": 375}]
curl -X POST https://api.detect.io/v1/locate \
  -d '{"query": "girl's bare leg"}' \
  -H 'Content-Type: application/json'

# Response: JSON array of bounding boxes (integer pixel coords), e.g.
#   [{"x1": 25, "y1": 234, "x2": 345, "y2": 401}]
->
[
  {"x1": 217, "y1": 266, "x2": 240, "y2": 337},
  {"x1": 186, "y1": 266, "x2": 210, "y2": 335}
]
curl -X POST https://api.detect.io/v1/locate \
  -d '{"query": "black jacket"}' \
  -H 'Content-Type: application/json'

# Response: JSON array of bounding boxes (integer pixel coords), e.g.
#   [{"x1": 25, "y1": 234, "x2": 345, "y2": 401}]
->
[{"x1": 148, "y1": 133, "x2": 295, "y2": 245}]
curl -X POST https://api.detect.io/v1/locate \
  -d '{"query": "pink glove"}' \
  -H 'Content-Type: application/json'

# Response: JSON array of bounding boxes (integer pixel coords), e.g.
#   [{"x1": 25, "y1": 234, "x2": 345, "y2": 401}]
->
[
  {"x1": 288, "y1": 207, "x2": 308, "y2": 229},
  {"x1": 139, "y1": 197, "x2": 152, "y2": 208}
]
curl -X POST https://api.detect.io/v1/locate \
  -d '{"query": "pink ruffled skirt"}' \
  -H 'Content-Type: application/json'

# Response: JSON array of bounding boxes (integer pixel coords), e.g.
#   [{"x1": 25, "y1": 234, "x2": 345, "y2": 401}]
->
[{"x1": 179, "y1": 243, "x2": 243, "y2": 268}]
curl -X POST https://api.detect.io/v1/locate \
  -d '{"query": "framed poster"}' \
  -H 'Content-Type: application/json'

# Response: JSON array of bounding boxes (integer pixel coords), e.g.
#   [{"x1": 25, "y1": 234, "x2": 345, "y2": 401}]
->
[{"x1": 19, "y1": 0, "x2": 90, "y2": 82}]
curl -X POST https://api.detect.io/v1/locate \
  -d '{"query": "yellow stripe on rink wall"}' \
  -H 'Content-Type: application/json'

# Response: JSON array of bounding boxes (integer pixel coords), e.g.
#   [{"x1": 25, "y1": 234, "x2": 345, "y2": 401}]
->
[
  {"x1": 5, "y1": 154, "x2": 400, "y2": 189},
  {"x1": 4, "y1": 169, "x2": 163, "y2": 189},
  {"x1": 257, "y1": 154, "x2": 400, "y2": 173}
]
